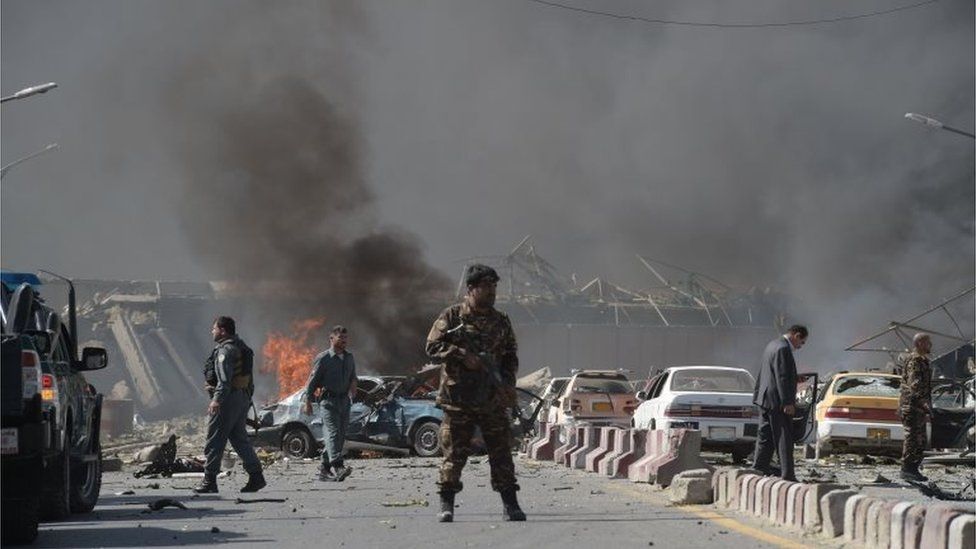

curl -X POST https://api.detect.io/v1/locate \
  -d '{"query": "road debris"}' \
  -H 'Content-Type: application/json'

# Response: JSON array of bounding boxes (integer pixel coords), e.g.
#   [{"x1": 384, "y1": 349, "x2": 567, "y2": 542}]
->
[
  {"x1": 114, "y1": 490, "x2": 135, "y2": 496},
  {"x1": 146, "y1": 499, "x2": 188, "y2": 511},
  {"x1": 380, "y1": 499, "x2": 429, "y2": 507},
  {"x1": 210, "y1": 527, "x2": 220, "y2": 533},
  {"x1": 235, "y1": 498, "x2": 288, "y2": 504}
]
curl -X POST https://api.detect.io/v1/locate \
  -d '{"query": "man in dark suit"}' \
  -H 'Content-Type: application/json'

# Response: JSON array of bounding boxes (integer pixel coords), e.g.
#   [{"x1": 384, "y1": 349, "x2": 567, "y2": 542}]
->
[{"x1": 751, "y1": 324, "x2": 808, "y2": 482}]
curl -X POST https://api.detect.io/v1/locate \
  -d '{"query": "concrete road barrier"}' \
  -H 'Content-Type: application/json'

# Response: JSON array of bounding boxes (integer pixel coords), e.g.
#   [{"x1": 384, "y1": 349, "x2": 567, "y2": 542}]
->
[
  {"x1": 568, "y1": 426, "x2": 598, "y2": 469},
  {"x1": 529, "y1": 423, "x2": 558, "y2": 461},
  {"x1": 553, "y1": 425, "x2": 578, "y2": 465},
  {"x1": 948, "y1": 514, "x2": 974, "y2": 549},
  {"x1": 597, "y1": 428, "x2": 628, "y2": 476},
  {"x1": 628, "y1": 429, "x2": 669, "y2": 483},
  {"x1": 584, "y1": 427, "x2": 616, "y2": 473},
  {"x1": 605, "y1": 428, "x2": 645, "y2": 479}
]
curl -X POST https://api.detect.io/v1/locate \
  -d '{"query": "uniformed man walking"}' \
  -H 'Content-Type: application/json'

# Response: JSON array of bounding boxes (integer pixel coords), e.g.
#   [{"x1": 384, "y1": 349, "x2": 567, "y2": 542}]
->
[
  {"x1": 426, "y1": 264, "x2": 525, "y2": 523},
  {"x1": 195, "y1": 316, "x2": 266, "y2": 493},
  {"x1": 302, "y1": 325, "x2": 358, "y2": 482},
  {"x1": 900, "y1": 333, "x2": 933, "y2": 482}
]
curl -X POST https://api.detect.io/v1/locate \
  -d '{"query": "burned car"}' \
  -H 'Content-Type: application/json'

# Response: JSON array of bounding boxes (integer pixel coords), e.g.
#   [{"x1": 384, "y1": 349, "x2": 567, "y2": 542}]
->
[
  {"x1": 249, "y1": 375, "x2": 444, "y2": 458},
  {"x1": 249, "y1": 371, "x2": 546, "y2": 459}
]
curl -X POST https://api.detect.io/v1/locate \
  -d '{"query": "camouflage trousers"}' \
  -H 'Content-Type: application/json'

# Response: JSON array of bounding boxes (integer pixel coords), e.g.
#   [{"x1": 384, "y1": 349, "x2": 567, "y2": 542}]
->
[
  {"x1": 900, "y1": 410, "x2": 927, "y2": 468},
  {"x1": 438, "y1": 407, "x2": 518, "y2": 494}
]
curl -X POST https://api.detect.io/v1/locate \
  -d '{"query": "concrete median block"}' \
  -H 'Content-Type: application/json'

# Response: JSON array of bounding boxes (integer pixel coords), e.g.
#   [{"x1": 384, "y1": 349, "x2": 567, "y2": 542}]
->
[
  {"x1": 920, "y1": 504, "x2": 968, "y2": 549},
  {"x1": 568, "y1": 426, "x2": 598, "y2": 469},
  {"x1": 668, "y1": 468, "x2": 713, "y2": 505},
  {"x1": 787, "y1": 483, "x2": 804, "y2": 529},
  {"x1": 820, "y1": 489, "x2": 858, "y2": 538},
  {"x1": 948, "y1": 514, "x2": 974, "y2": 549},
  {"x1": 843, "y1": 494, "x2": 868, "y2": 542},
  {"x1": 711, "y1": 467, "x2": 729, "y2": 506},
  {"x1": 598, "y1": 428, "x2": 628, "y2": 476},
  {"x1": 727, "y1": 468, "x2": 759, "y2": 510},
  {"x1": 903, "y1": 505, "x2": 927, "y2": 549},
  {"x1": 529, "y1": 423, "x2": 558, "y2": 461},
  {"x1": 864, "y1": 499, "x2": 885, "y2": 548},
  {"x1": 775, "y1": 480, "x2": 794, "y2": 524},
  {"x1": 767, "y1": 480, "x2": 785, "y2": 521},
  {"x1": 554, "y1": 425, "x2": 580, "y2": 465},
  {"x1": 756, "y1": 476, "x2": 776, "y2": 518},
  {"x1": 890, "y1": 501, "x2": 916, "y2": 549},
  {"x1": 585, "y1": 427, "x2": 615, "y2": 472},
  {"x1": 740, "y1": 474, "x2": 762, "y2": 514},
  {"x1": 607, "y1": 429, "x2": 645, "y2": 479},
  {"x1": 803, "y1": 483, "x2": 847, "y2": 533},
  {"x1": 873, "y1": 501, "x2": 899, "y2": 549},
  {"x1": 628, "y1": 429, "x2": 668, "y2": 482}
]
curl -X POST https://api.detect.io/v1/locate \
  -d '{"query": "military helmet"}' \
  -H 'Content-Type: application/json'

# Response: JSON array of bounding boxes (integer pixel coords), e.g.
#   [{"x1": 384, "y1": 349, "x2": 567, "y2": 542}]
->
[{"x1": 465, "y1": 263, "x2": 499, "y2": 288}]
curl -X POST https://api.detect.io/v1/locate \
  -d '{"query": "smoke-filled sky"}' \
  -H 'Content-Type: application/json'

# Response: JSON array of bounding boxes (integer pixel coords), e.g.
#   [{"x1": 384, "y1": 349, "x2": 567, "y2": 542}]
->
[{"x1": 2, "y1": 0, "x2": 973, "y2": 367}]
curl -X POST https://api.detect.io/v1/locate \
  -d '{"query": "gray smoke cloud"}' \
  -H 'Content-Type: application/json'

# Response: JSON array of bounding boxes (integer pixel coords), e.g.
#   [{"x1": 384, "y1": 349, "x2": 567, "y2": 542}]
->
[{"x1": 1, "y1": 0, "x2": 973, "y2": 372}]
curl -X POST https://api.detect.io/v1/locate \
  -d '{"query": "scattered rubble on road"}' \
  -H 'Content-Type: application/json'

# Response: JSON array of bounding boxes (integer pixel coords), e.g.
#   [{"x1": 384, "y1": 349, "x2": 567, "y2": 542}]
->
[{"x1": 146, "y1": 499, "x2": 188, "y2": 511}]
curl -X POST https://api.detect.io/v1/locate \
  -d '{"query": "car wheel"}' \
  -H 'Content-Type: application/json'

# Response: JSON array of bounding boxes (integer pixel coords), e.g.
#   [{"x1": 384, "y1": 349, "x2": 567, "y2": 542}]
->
[
  {"x1": 281, "y1": 426, "x2": 315, "y2": 459},
  {"x1": 42, "y1": 430, "x2": 71, "y2": 520},
  {"x1": 412, "y1": 421, "x2": 441, "y2": 457},
  {"x1": 70, "y1": 440, "x2": 101, "y2": 513}
]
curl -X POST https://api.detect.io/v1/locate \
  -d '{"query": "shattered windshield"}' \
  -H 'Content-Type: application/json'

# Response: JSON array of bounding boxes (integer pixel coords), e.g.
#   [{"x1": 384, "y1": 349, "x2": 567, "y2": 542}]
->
[
  {"x1": 669, "y1": 369, "x2": 753, "y2": 393},
  {"x1": 833, "y1": 376, "x2": 900, "y2": 397},
  {"x1": 571, "y1": 377, "x2": 631, "y2": 394}
]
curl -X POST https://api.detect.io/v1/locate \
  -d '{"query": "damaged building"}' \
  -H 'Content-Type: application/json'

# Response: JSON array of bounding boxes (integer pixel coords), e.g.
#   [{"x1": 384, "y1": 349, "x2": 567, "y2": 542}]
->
[{"x1": 53, "y1": 238, "x2": 790, "y2": 421}]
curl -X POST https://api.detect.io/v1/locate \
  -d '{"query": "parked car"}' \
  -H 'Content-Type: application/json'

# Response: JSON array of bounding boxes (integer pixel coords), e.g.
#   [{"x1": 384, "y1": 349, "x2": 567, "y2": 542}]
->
[
  {"x1": 813, "y1": 372, "x2": 914, "y2": 457},
  {"x1": 926, "y1": 377, "x2": 974, "y2": 450},
  {"x1": 1, "y1": 272, "x2": 109, "y2": 543},
  {"x1": 632, "y1": 366, "x2": 759, "y2": 462},
  {"x1": 536, "y1": 376, "x2": 569, "y2": 427},
  {"x1": 547, "y1": 370, "x2": 638, "y2": 427}
]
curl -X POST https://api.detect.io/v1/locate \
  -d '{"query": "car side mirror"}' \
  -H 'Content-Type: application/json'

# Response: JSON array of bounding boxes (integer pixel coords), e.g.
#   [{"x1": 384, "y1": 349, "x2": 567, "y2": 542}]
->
[
  {"x1": 635, "y1": 391, "x2": 648, "y2": 401},
  {"x1": 80, "y1": 347, "x2": 108, "y2": 371}
]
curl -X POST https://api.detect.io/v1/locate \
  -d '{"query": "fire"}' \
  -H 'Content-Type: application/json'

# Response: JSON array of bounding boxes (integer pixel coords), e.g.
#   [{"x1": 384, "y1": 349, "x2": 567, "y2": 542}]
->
[{"x1": 261, "y1": 318, "x2": 327, "y2": 399}]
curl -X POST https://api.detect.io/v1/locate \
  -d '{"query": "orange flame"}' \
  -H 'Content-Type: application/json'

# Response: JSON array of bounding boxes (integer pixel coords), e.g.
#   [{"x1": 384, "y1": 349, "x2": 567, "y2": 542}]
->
[{"x1": 261, "y1": 318, "x2": 327, "y2": 399}]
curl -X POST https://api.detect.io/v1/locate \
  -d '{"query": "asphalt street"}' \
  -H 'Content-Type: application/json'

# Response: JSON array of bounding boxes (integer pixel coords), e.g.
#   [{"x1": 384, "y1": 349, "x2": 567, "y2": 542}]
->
[{"x1": 35, "y1": 456, "x2": 823, "y2": 548}]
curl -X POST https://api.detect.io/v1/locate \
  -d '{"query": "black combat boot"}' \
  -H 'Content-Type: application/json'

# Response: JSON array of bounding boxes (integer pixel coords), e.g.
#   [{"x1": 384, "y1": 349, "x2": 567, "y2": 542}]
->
[
  {"x1": 240, "y1": 471, "x2": 266, "y2": 493},
  {"x1": 192, "y1": 474, "x2": 218, "y2": 494},
  {"x1": 332, "y1": 463, "x2": 353, "y2": 482},
  {"x1": 437, "y1": 491, "x2": 455, "y2": 523},
  {"x1": 900, "y1": 464, "x2": 928, "y2": 483},
  {"x1": 500, "y1": 488, "x2": 526, "y2": 521}
]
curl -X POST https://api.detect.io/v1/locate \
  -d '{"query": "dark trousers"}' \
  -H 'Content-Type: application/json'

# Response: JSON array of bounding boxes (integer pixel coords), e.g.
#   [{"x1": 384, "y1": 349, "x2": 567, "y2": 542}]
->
[
  {"x1": 438, "y1": 407, "x2": 517, "y2": 494},
  {"x1": 204, "y1": 390, "x2": 262, "y2": 477},
  {"x1": 901, "y1": 411, "x2": 927, "y2": 468},
  {"x1": 752, "y1": 407, "x2": 795, "y2": 480},
  {"x1": 320, "y1": 395, "x2": 351, "y2": 468}
]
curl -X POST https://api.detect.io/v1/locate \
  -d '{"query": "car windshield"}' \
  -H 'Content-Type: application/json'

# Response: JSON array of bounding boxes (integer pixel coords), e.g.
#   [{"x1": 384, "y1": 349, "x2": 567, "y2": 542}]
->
[
  {"x1": 833, "y1": 376, "x2": 900, "y2": 397},
  {"x1": 669, "y1": 369, "x2": 754, "y2": 393},
  {"x1": 571, "y1": 377, "x2": 631, "y2": 394}
]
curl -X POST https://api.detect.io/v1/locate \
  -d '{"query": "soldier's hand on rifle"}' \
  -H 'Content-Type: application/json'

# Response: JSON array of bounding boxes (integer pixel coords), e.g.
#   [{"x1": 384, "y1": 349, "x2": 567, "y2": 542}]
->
[
  {"x1": 208, "y1": 400, "x2": 220, "y2": 416},
  {"x1": 302, "y1": 401, "x2": 313, "y2": 415}
]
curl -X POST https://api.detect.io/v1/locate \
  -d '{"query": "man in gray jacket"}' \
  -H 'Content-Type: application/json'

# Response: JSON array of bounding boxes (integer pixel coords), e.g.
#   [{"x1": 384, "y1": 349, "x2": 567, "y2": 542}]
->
[
  {"x1": 195, "y1": 316, "x2": 265, "y2": 494},
  {"x1": 751, "y1": 324, "x2": 807, "y2": 482},
  {"x1": 303, "y1": 325, "x2": 358, "y2": 482}
]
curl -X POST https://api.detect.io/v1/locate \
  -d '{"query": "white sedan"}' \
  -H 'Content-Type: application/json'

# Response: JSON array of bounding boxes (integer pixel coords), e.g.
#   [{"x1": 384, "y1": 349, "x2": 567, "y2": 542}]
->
[{"x1": 632, "y1": 366, "x2": 759, "y2": 462}]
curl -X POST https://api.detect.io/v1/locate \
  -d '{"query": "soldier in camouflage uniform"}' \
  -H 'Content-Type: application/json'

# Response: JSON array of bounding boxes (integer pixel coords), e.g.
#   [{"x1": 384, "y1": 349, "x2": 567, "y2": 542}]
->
[
  {"x1": 899, "y1": 333, "x2": 932, "y2": 482},
  {"x1": 426, "y1": 264, "x2": 525, "y2": 523}
]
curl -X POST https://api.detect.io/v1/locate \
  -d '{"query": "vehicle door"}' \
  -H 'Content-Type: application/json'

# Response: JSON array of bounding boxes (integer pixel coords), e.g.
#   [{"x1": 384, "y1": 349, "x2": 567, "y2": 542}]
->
[
  {"x1": 635, "y1": 371, "x2": 670, "y2": 429},
  {"x1": 512, "y1": 388, "x2": 545, "y2": 439},
  {"x1": 792, "y1": 372, "x2": 818, "y2": 443},
  {"x1": 50, "y1": 325, "x2": 83, "y2": 453},
  {"x1": 929, "y1": 381, "x2": 975, "y2": 449}
]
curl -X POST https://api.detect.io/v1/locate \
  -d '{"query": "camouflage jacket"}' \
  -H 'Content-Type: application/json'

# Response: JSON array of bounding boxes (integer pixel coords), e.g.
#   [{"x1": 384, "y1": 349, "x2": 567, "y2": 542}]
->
[
  {"x1": 899, "y1": 351, "x2": 931, "y2": 412},
  {"x1": 426, "y1": 302, "x2": 518, "y2": 412}
]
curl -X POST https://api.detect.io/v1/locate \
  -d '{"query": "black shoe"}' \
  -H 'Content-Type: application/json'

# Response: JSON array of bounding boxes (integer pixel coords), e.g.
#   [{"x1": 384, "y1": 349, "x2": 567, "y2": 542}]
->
[
  {"x1": 500, "y1": 488, "x2": 526, "y2": 522},
  {"x1": 900, "y1": 467, "x2": 928, "y2": 483},
  {"x1": 333, "y1": 465, "x2": 352, "y2": 482},
  {"x1": 318, "y1": 467, "x2": 336, "y2": 482},
  {"x1": 437, "y1": 492, "x2": 455, "y2": 523},
  {"x1": 193, "y1": 476, "x2": 218, "y2": 494},
  {"x1": 240, "y1": 471, "x2": 266, "y2": 493}
]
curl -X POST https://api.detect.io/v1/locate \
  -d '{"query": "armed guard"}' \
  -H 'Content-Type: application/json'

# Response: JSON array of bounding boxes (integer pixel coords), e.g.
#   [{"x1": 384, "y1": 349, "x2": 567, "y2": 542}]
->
[
  {"x1": 195, "y1": 316, "x2": 266, "y2": 494},
  {"x1": 426, "y1": 263, "x2": 525, "y2": 523},
  {"x1": 899, "y1": 333, "x2": 933, "y2": 482}
]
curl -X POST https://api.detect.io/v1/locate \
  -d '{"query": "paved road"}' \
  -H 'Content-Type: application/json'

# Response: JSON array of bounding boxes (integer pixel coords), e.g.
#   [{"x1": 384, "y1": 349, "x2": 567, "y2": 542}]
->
[{"x1": 36, "y1": 456, "x2": 821, "y2": 548}]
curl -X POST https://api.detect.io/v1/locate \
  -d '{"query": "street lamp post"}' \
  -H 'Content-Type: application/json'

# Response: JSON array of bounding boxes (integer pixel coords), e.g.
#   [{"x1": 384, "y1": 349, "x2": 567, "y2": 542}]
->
[
  {"x1": 0, "y1": 82, "x2": 58, "y2": 104},
  {"x1": 0, "y1": 143, "x2": 59, "y2": 179},
  {"x1": 904, "y1": 113, "x2": 976, "y2": 140}
]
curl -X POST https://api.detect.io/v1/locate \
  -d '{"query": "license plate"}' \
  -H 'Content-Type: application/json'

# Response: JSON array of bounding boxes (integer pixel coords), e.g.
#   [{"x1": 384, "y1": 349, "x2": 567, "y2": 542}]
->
[
  {"x1": 709, "y1": 426, "x2": 736, "y2": 441},
  {"x1": 592, "y1": 402, "x2": 612, "y2": 412},
  {"x1": 1, "y1": 428, "x2": 18, "y2": 455},
  {"x1": 867, "y1": 428, "x2": 890, "y2": 441}
]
